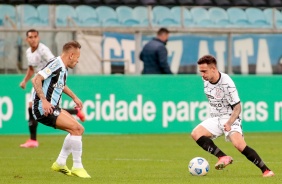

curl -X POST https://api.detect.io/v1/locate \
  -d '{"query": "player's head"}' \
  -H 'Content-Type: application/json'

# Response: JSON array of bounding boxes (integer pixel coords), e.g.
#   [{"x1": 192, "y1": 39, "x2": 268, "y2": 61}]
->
[
  {"x1": 61, "y1": 41, "x2": 81, "y2": 69},
  {"x1": 197, "y1": 55, "x2": 218, "y2": 82},
  {"x1": 157, "y1": 28, "x2": 169, "y2": 43},
  {"x1": 26, "y1": 29, "x2": 39, "y2": 49}
]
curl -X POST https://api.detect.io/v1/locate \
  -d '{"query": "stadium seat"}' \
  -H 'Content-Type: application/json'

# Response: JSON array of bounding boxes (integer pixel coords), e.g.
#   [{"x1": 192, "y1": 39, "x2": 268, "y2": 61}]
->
[
  {"x1": 75, "y1": 5, "x2": 100, "y2": 27},
  {"x1": 213, "y1": 0, "x2": 232, "y2": 6},
  {"x1": 96, "y1": 6, "x2": 120, "y2": 27},
  {"x1": 268, "y1": 0, "x2": 282, "y2": 6},
  {"x1": 171, "y1": 6, "x2": 193, "y2": 27},
  {"x1": 153, "y1": 6, "x2": 179, "y2": 27},
  {"x1": 133, "y1": 6, "x2": 149, "y2": 26},
  {"x1": 37, "y1": 5, "x2": 50, "y2": 26},
  {"x1": 0, "y1": 5, "x2": 17, "y2": 28},
  {"x1": 194, "y1": 0, "x2": 213, "y2": 5},
  {"x1": 55, "y1": 5, "x2": 78, "y2": 27},
  {"x1": 27, "y1": 0, "x2": 48, "y2": 3},
  {"x1": 249, "y1": 0, "x2": 267, "y2": 6},
  {"x1": 208, "y1": 7, "x2": 231, "y2": 27},
  {"x1": 190, "y1": 7, "x2": 214, "y2": 27},
  {"x1": 227, "y1": 7, "x2": 251, "y2": 27},
  {"x1": 245, "y1": 8, "x2": 271, "y2": 27},
  {"x1": 177, "y1": 0, "x2": 194, "y2": 4},
  {"x1": 17, "y1": 5, "x2": 47, "y2": 27},
  {"x1": 231, "y1": 0, "x2": 251, "y2": 6},
  {"x1": 116, "y1": 6, "x2": 139, "y2": 26},
  {"x1": 263, "y1": 8, "x2": 282, "y2": 28}
]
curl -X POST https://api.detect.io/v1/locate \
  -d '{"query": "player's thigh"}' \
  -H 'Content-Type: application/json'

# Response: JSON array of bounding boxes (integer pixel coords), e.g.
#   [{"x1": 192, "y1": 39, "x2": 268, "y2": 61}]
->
[
  {"x1": 191, "y1": 118, "x2": 221, "y2": 140},
  {"x1": 56, "y1": 109, "x2": 84, "y2": 135}
]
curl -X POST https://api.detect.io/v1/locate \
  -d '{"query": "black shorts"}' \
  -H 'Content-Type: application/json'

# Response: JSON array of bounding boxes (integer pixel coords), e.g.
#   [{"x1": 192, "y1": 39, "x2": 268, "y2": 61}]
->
[{"x1": 35, "y1": 106, "x2": 62, "y2": 129}]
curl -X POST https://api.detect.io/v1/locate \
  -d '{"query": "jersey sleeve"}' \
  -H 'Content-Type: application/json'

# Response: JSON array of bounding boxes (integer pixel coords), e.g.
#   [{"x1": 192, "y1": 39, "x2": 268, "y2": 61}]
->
[
  {"x1": 38, "y1": 59, "x2": 61, "y2": 79},
  {"x1": 224, "y1": 76, "x2": 240, "y2": 106}
]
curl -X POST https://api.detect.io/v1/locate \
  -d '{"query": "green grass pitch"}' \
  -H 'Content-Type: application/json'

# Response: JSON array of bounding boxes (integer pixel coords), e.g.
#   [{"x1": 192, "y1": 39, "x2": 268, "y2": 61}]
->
[{"x1": 0, "y1": 133, "x2": 281, "y2": 184}]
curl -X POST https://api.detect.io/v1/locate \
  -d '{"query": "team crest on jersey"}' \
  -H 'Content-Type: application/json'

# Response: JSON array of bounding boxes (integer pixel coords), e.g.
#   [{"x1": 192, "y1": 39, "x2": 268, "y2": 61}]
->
[
  {"x1": 215, "y1": 88, "x2": 224, "y2": 99},
  {"x1": 44, "y1": 68, "x2": 51, "y2": 75}
]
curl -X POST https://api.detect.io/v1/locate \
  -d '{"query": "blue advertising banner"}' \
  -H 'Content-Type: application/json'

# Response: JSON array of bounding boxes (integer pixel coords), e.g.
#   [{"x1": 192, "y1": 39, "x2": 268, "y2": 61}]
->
[{"x1": 102, "y1": 32, "x2": 282, "y2": 74}]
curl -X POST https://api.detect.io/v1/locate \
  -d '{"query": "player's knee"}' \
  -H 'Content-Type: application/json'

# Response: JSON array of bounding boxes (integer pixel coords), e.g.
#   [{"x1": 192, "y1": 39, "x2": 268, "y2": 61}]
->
[
  {"x1": 72, "y1": 124, "x2": 84, "y2": 135},
  {"x1": 233, "y1": 142, "x2": 245, "y2": 152},
  {"x1": 191, "y1": 129, "x2": 199, "y2": 141}
]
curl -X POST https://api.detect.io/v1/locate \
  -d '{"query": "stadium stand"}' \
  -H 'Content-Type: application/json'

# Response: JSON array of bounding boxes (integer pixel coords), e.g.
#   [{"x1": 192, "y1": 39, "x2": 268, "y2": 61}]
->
[
  {"x1": 158, "y1": 0, "x2": 177, "y2": 5},
  {"x1": 37, "y1": 5, "x2": 50, "y2": 26},
  {"x1": 75, "y1": 5, "x2": 100, "y2": 27},
  {"x1": 116, "y1": 6, "x2": 139, "y2": 27},
  {"x1": 96, "y1": 6, "x2": 120, "y2": 26},
  {"x1": 227, "y1": 7, "x2": 251, "y2": 27},
  {"x1": 132, "y1": 6, "x2": 149, "y2": 26},
  {"x1": 190, "y1": 7, "x2": 214, "y2": 27},
  {"x1": 208, "y1": 7, "x2": 231, "y2": 27},
  {"x1": 264, "y1": 8, "x2": 282, "y2": 27},
  {"x1": 55, "y1": 5, "x2": 78, "y2": 27},
  {"x1": 0, "y1": 4, "x2": 17, "y2": 28},
  {"x1": 152, "y1": 6, "x2": 179, "y2": 27},
  {"x1": 82, "y1": 0, "x2": 102, "y2": 4},
  {"x1": 245, "y1": 7, "x2": 271, "y2": 27},
  {"x1": 17, "y1": 5, "x2": 48, "y2": 27},
  {"x1": 171, "y1": 6, "x2": 193, "y2": 27},
  {"x1": 177, "y1": 0, "x2": 194, "y2": 5},
  {"x1": 231, "y1": 0, "x2": 251, "y2": 6}
]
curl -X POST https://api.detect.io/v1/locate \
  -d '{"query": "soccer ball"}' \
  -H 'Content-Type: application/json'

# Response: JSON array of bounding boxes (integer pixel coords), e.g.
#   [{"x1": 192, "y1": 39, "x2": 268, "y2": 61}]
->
[{"x1": 188, "y1": 157, "x2": 209, "y2": 176}]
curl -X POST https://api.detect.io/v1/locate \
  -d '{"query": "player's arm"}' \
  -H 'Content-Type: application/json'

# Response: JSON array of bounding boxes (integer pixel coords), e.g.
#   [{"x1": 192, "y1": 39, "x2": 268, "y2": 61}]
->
[
  {"x1": 63, "y1": 86, "x2": 83, "y2": 109},
  {"x1": 32, "y1": 74, "x2": 54, "y2": 115},
  {"x1": 226, "y1": 102, "x2": 241, "y2": 127},
  {"x1": 20, "y1": 66, "x2": 34, "y2": 89}
]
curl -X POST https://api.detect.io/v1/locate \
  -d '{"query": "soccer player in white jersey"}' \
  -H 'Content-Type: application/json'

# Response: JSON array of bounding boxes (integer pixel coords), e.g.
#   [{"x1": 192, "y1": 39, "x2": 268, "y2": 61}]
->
[
  {"x1": 32, "y1": 41, "x2": 90, "y2": 178},
  {"x1": 191, "y1": 55, "x2": 274, "y2": 177},
  {"x1": 19, "y1": 29, "x2": 85, "y2": 148}
]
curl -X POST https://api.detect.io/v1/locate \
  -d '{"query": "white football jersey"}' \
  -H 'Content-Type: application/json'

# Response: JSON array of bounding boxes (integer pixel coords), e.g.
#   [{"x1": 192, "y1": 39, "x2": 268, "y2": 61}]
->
[
  {"x1": 203, "y1": 72, "x2": 240, "y2": 117},
  {"x1": 26, "y1": 43, "x2": 55, "y2": 73}
]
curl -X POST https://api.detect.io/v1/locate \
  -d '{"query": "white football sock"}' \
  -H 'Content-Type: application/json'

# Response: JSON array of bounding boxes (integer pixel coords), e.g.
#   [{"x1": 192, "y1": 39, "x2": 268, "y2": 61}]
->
[
  {"x1": 70, "y1": 135, "x2": 83, "y2": 168},
  {"x1": 56, "y1": 133, "x2": 72, "y2": 166}
]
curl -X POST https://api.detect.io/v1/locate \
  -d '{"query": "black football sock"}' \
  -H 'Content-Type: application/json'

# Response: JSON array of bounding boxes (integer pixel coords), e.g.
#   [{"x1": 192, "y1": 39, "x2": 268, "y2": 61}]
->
[
  {"x1": 28, "y1": 107, "x2": 38, "y2": 141},
  {"x1": 196, "y1": 136, "x2": 226, "y2": 157},
  {"x1": 64, "y1": 108, "x2": 78, "y2": 115},
  {"x1": 241, "y1": 146, "x2": 270, "y2": 173}
]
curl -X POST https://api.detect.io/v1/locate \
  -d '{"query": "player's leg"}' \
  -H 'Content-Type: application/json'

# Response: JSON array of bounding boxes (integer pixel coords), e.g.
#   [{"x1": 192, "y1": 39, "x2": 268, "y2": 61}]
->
[
  {"x1": 64, "y1": 108, "x2": 85, "y2": 122},
  {"x1": 20, "y1": 92, "x2": 39, "y2": 148},
  {"x1": 191, "y1": 118, "x2": 231, "y2": 166},
  {"x1": 229, "y1": 132, "x2": 274, "y2": 177},
  {"x1": 54, "y1": 109, "x2": 90, "y2": 178}
]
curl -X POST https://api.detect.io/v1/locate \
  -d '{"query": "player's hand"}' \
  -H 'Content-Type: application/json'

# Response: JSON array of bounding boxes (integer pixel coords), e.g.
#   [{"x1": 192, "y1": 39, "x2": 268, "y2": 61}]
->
[
  {"x1": 224, "y1": 123, "x2": 231, "y2": 132},
  {"x1": 20, "y1": 81, "x2": 26, "y2": 89},
  {"x1": 42, "y1": 99, "x2": 54, "y2": 116},
  {"x1": 73, "y1": 97, "x2": 83, "y2": 109}
]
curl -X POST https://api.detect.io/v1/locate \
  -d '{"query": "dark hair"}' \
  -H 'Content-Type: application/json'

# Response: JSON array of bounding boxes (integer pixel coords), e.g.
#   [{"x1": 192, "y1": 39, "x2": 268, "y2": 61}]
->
[
  {"x1": 157, "y1": 28, "x2": 169, "y2": 35},
  {"x1": 197, "y1": 55, "x2": 217, "y2": 66},
  {"x1": 26, "y1": 29, "x2": 38, "y2": 37},
  {"x1": 63, "y1": 41, "x2": 81, "y2": 52}
]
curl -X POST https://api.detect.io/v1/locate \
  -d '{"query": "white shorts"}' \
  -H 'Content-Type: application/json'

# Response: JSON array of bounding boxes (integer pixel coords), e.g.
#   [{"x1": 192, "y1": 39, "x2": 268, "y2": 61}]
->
[
  {"x1": 197, "y1": 115, "x2": 243, "y2": 141},
  {"x1": 28, "y1": 87, "x2": 35, "y2": 103}
]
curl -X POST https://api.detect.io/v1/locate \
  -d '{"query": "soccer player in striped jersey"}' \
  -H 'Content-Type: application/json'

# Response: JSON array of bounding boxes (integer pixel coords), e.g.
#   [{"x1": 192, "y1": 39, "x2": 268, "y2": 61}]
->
[
  {"x1": 19, "y1": 29, "x2": 85, "y2": 148},
  {"x1": 32, "y1": 41, "x2": 90, "y2": 178},
  {"x1": 191, "y1": 55, "x2": 274, "y2": 177}
]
